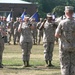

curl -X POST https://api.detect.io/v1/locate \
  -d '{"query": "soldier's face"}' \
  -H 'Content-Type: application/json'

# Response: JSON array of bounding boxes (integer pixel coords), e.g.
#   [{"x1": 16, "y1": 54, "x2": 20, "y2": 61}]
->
[
  {"x1": 65, "y1": 10, "x2": 73, "y2": 17},
  {"x1": 24, "y1": 18, "x2": 29, "y2": 22},
  {"x1": 47, "y1": 17, "x2": 52, "y2": 21}
]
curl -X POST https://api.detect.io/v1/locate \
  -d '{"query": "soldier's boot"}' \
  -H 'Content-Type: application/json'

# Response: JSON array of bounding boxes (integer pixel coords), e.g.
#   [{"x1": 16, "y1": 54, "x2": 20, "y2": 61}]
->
[
  {"x1": 48, "y1": 60, "x2": 54, "y2": 67},
  {"x1": 8, "y1": 41, "x2": 11, "y2": 45},
  {"x1": 23, "y1": 61, "x2": 27, "y2": 67},
  {"x1": 14, "y1": 41, "x2": 16, "y2": 45},
  {"x1": 0, "y1": 62, "x2": 3, "y2": 68},
  {"x1": 27, "y1": 61, "x2": 30, "y2": 67},
  {"x1": 38, "y1": 40, "x2": 40, "y2": 45},
  {"x1": 34, "y1": 41, "x2": 35, "y2": 45},
  {"x1": 45, "y1": 60, "x2": 48, "y2": 67}
]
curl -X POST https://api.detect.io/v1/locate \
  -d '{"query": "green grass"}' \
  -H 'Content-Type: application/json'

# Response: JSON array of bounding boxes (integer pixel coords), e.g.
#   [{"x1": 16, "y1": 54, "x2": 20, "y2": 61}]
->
[{"x1": 0, "y1": 43, "x2": 61, "y2": 75}]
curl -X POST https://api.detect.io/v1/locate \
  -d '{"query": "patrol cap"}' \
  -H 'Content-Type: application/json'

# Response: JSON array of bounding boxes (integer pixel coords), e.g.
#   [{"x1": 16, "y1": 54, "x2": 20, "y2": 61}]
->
[
  {"x1": 24, "y1": 16, "x2": 30, "y2": 21},
  {"x1": 65, "y1": 6, "x2": 74, "y2": 11},
  {"x1": 47, "y1": 13, "x2": 52, "y2": 17}
]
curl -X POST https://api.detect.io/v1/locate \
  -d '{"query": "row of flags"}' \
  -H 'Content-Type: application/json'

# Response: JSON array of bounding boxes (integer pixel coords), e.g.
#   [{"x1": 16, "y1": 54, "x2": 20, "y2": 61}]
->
[{"x1": 6, "y1": 11, "x2": 39, "y2": 22}]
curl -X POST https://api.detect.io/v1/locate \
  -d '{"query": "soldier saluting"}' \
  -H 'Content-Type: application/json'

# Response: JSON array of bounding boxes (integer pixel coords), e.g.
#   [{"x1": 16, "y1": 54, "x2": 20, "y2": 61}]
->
[{"x1": 39, "y1": 13, "x2": 56, "y2": 67}]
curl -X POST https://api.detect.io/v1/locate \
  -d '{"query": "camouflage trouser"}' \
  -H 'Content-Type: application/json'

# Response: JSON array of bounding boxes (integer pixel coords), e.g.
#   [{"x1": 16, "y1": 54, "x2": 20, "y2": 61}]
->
[
  {"x1": 37, "y1": 30, "x2": 43, "y2": 44},
  {"x1": 0, "y1": 39, "x2": 4, "y2": 64},
  {"x1": 14, "y1": 32, "x2": 20, "y2": 43},
  {"x1": 59, "y1": 50, "x2": 75, "y2": 75},
  {"x1": 21, "y1": 42, "x2": 33, "y2": 61},
  {"x1": 43, "y1": 42, "x2": 54, "y2": 61},
  {"x1": 32, "y1": 31, "x2": 37, "y2": 44},
  {"x1": 7, "y1": 32, "x2": 14, "y2": 43}
]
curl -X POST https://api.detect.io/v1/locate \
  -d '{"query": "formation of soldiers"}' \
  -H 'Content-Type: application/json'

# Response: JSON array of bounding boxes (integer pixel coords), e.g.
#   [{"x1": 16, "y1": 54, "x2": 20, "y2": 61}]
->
[
  {"x1": 0, "y1": 15, "x2": 45, "y2": 68},
  {"x1": 0, "y1": 16, "x2": 21, "y2": 45},
  {"x1": 0, "y1": 5, "x2": 75, "y2": 75},
  {"x1": 0, "y1": 16, "x2": 44, "y2": 45}
]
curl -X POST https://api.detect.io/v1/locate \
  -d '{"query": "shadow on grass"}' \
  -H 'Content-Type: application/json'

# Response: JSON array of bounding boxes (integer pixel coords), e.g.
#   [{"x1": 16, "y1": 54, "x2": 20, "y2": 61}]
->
[{"x1": 4, "y1": 64, "x2": 60, "y2": 71}]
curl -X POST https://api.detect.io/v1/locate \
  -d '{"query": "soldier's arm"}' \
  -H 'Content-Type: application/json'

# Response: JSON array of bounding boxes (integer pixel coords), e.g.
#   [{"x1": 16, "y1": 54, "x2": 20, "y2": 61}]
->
[
  {"x1": 0, "y1": 26, "x2": 7, "y2": 36},
  {"x1": 7, "y1": 22, "x2": 10, "y2": 28},
  {"x1": 36, "y1": 22, "x2": 40, "y2": 29},
  {"x1": 13, "y1": 22, "x2": 16, "y2": 28},
  {"x1": 53, "y1": 22, "x2": 58, "y2": 28},
  {"x1": 55, "y1": 23, "x2": 62, "y2": 38},
  {"x1": 18, "y1": 23, "x2": 22, "y2": 32},
  {"x1": 39, "y1": 19, "x2": 46, "y2": 30}
]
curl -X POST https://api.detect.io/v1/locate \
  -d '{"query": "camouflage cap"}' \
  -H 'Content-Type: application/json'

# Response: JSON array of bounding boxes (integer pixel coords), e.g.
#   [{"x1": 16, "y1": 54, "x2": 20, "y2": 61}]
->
[{"x1": 65, "y1": 6, "x2": 74, "y2": 11}]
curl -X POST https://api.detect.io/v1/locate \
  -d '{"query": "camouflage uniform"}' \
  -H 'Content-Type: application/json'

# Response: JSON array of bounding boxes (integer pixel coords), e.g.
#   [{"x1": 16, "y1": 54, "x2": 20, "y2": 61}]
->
[
  {"x1": 42, "y1": 19, "x2": 56, "y2": 66},
  {"x1": 7, "y1": 20, "x2": 14, "y2": 44},
  {"x1": 19, "y1": 22, "x2": 33, "y2": 67},
  {"x1": 1, "y1": 20, "x2": 7, "y2": 43},
  {"x1": 37, "y1": 20, "x2": 43, "y2": 44},
  {"x1": 13, "y1": 20, "x2": 20, "y2": 45},
  {"x1": 0, "y1": 28, "x2": 4, "y2": 68},
  {"x1": 31, "y1": 20, "x2": 37, "y2": 45},
  {"x1": 55, "y1": 15, "x2": 66, "y2": 44},
  {"x1": 56, "y1": 18, "x2": 75, "y2": 75}
]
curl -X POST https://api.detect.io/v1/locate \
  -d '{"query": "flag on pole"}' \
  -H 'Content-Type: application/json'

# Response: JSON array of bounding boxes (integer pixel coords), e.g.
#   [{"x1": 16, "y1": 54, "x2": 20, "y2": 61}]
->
[
  {"x1": 30, "y1": 12, "x2": 39, "y2": 22},
  {"x1": 21, "y1": 12, "x2": 27, "y2": 21},
  {"x1": 6, "y1": 12, "x2": 12, "y2": 22}
]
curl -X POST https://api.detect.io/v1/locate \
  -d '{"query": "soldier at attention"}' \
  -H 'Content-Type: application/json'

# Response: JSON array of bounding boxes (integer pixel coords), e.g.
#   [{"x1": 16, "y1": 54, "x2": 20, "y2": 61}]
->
[{"x1": 55, "y1": 6, "x2": 75, "y2": 75}]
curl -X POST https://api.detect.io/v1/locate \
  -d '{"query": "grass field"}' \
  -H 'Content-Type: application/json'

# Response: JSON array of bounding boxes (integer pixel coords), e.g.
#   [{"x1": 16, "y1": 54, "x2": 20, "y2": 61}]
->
[{"x1": 0, "y1": 43, "x2": 61, "y2": 75}]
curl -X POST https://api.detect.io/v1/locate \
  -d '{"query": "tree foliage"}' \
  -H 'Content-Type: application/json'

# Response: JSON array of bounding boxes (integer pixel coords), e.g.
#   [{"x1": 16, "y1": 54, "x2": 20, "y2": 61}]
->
[
  {"x1": 52, "y1": 6, "x2": 65, "y2": 17},
  {"x1": 23, "y1": 0, "x2": 75, "y2": 17}
]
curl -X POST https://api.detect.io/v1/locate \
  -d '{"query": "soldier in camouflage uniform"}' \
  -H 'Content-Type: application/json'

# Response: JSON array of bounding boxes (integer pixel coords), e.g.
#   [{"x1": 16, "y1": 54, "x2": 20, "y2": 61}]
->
[
  {"x1": 1, "y1": 16, "x2": 7, "y2": 43},
  {"x1": 0, "y1": 26, "x2": 5, "y2": 68},
  {"x1": 18, "y1": 17, "x2": 34, "y2": 67},
  {"x1": 55, "y1": 6, "x2": 75, "y2": 75},
  {"x1": 31, "y1": 18, "x2": 37, "y2": 45},
  {"x1": 39, "y1": 13, "x2": 56, "y2": 67},
  {"x1": 13, "y1": 17, "x2": 20, "y2": 45},
  {"x1": 37, "y1": 18, "x2": 43, "y2": 45},
  {"x1": 7, "y1": 18, "x2": 14, "y2": 44}
]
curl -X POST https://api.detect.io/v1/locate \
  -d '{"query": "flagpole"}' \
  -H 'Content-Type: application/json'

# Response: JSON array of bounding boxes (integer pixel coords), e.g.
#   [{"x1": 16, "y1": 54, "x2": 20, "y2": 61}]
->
[
  {"x1": 11, "y1": 8, "x2": 13, "y2": 18},
  {"x1": 24, "y1": 8, "x2": 26, "y2": 12},
  {"x1": 36, "y1": 7, "x2": 38, "y2": 12},
  {"x1": 6, "y1": 9, "x2": 13, "y2": 22}
]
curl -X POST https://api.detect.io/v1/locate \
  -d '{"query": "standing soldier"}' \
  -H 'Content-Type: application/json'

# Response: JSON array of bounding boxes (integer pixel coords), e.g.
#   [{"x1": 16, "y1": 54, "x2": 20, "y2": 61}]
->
[
  {"x1": 37, "y1": 18, "x2": 43, "y2": 44},
  {"x1": 0, "y1": 26, "x2": 6, "y2": 68},
  {"x1": 7, "y1": 18, "x2": 14, "y2": 44},
  {"x1": 39, "y1": 13, "x2": 56, "y2": 67},
  {"x1": 18, "y1": 17, "x2": 34, "y2": 67},
  {"x1": 55, "y1": 6, "x2": 75, "y2": 75},
  {"x1": 1, "y1": 16, "x2": 7, "y2": 43},
  {"x1": 13, "y1": 17, "x2": 20, "y2": 45},
  {"x1": 31, "y1": 18, "x2": 37, "y2": 45}
]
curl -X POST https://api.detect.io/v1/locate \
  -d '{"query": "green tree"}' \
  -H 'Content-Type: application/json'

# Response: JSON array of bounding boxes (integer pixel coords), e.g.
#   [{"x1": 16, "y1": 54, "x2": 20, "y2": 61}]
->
[
  {"x1": 52, "y1": 6, "x2": 65, "y2": 17},
  {"x1": 23, "y1": 0, "x2": 75, "y2": 17}
]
